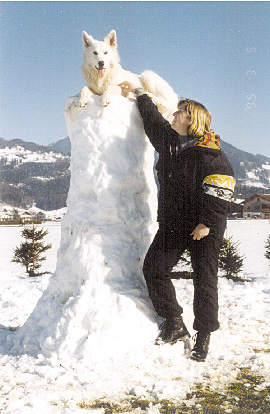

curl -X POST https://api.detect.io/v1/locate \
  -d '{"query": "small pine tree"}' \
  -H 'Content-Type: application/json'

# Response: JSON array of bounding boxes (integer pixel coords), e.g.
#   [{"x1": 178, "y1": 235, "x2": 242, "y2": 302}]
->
[
  {"x1": 12, "y1": 225, "x2": 52, "y2": 277},
  {"x1": 265, "y1": 234, "x2": 270, "y2": 261},
  {"x1": 171, "y1": 249, "x2": 194, "y2": 279},
  {"x1": 218, "y1": 236, "x2": 246, "y2": 281}
]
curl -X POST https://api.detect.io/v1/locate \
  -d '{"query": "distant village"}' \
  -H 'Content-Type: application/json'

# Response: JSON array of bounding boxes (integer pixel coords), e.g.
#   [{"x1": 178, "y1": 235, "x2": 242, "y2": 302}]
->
[
  {"x1": 0, "y1": 193, "x2": 270, "y2": 225},
  {"x1": 0, "y1": 205, "x2": 66, "y2": 225}
]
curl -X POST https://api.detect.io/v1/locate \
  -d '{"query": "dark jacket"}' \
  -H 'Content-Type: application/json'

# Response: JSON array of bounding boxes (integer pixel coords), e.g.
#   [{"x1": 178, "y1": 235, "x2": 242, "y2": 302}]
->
[{"x1": 137, "y1": 94, "x2": 235, "y2": 237}]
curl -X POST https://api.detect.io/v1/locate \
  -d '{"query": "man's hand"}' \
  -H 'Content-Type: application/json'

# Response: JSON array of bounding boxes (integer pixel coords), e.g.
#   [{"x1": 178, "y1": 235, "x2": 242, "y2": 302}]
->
[
  {"x1": 118, "y1": 81, "x2": 137, "y2": 95},
  {"x1": 190, "y1": 223, "x2": 210, "y2": 240}
]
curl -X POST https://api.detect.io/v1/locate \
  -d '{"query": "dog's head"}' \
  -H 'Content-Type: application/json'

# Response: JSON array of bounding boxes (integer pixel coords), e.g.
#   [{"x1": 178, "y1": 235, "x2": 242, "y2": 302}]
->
[{"x1": 82, "y1": 30, "x2": 120, "y2": 78}]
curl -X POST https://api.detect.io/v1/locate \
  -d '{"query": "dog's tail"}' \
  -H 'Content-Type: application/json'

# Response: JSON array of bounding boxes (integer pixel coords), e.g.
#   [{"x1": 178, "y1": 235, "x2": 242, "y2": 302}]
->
[{"x1": 141, "y1": 70, "x2": 178, "y2": 122}]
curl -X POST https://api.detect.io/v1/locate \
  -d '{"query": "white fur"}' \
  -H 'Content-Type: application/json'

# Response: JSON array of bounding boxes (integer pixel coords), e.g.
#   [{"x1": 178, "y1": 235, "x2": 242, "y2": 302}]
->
[{"x1": 66, "y1": 30, "x2": 178, "y2": 122}]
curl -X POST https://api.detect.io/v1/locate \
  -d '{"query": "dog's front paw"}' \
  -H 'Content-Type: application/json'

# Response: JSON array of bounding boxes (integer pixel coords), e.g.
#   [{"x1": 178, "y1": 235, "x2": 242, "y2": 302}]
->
[
  {"x1": 101, "y1": 92, "x2": 111, "y2": 107},
  {"x1": 101, "y1": 99, "x2": 110, "y2": 107},
  {"x1": 79, "y1": 86, "x2": 92, "y2": 107}
]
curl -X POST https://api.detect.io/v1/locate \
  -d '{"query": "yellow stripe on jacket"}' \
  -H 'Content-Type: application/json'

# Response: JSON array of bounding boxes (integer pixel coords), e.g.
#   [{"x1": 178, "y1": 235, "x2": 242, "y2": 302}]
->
[{"x1": 203, "y1": 174, "x2": 236, "y2": 201}]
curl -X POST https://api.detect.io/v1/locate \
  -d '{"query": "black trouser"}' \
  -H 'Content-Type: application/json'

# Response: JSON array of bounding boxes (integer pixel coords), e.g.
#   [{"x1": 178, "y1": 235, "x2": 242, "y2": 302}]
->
[{"x1": 143, "y1": 225, "x2": 223, "y2": 333}]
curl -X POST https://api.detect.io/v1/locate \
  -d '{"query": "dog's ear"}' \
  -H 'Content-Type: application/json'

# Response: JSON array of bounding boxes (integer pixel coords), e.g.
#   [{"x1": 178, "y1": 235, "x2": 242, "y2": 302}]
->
[
  {"x1": 104, "y1": 30, "x2": 117, "y2": 48},
  {"x1": 82, "y1": 31, "x2": 94, "y2": 49}
]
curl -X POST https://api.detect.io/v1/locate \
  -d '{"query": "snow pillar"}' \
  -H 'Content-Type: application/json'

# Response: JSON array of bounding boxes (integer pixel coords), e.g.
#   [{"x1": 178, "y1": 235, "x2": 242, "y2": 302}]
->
[
  {"x1": 9, "y1": 94, "x2": 159, "y2": 361},
  {"x1": 61, "y1": 94, "x2": 158, "y2": 296}
]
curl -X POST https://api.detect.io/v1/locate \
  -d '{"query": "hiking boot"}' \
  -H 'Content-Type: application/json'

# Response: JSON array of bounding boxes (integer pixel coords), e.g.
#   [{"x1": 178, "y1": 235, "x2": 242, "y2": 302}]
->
[
  {"x1": 155, "y1": 316, "x2": 190, "y2": 345},
  {"x1": 190, "y1": 331, "x2": 211, "y2": 362}
]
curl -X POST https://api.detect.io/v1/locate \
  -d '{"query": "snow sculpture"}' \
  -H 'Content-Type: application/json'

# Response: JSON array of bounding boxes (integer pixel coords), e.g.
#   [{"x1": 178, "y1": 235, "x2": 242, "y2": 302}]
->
[{"x1": 10, "y1": 94, "x2": 159, "y2": 362}]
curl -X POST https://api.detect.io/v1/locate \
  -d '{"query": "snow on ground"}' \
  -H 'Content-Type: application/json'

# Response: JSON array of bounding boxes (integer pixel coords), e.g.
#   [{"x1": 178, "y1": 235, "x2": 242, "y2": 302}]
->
[
  {"x1": 1, "y1": 95, "x2": 270, "y2": 413},
  {"x1": 0, "y1": 220, "x2": 270, "y2": 413},
  {"x1": 263, "y1": 164, "x2": 270, "y2": 170}
]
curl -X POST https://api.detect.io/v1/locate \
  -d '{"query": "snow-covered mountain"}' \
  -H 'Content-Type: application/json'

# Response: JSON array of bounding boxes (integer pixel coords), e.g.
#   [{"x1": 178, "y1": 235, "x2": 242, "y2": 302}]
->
[
  {"x1": 0, "y1": 137, "x2": 70, "y2": 210},
  {"x1": 220, "y1": 140, "x2": 270, "y2": 198},
  {"x1": 1, "y1": 135, "x2": 270, "y2": 210},
  {"x1": 50, "y1": 136, "x2": 270, "y2": 198}
]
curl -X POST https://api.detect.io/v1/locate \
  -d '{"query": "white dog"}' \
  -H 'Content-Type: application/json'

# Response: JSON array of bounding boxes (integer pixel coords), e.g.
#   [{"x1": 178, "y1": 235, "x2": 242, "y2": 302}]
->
[{"x1": 68, "y1": 30, "x2": 178, "y2": 122}]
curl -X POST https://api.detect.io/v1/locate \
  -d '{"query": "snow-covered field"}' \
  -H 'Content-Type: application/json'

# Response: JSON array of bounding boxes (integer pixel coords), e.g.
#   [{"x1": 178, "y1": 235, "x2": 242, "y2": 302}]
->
[
  {"x1": 1, "y1": 96, "x2": 270, "y2": 413},
  {"x1": 0, "y1": 219, "x2": 270, "y2": 413}
]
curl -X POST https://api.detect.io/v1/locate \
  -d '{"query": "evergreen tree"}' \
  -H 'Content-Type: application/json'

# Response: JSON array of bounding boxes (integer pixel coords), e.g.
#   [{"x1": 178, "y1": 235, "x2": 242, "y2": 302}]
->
[
  {"x1": 171, "y1": 249, "x2": 194, "y2": 279},
  {"x1": 265, "y1": 234, "x2": 270, "y2": 261},
  {"x1": 12, "y1": 225, "x2": 52, "y2": 277},
  {"x1": 218, "y1": 236, "x2": 246, "y2": 281}
]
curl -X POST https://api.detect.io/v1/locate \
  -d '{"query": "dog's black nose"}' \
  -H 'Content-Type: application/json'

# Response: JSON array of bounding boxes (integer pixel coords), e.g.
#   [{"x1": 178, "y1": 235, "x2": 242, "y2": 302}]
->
[{"x1": 98, "y1": 61, "x2": 105, "y2": 68}]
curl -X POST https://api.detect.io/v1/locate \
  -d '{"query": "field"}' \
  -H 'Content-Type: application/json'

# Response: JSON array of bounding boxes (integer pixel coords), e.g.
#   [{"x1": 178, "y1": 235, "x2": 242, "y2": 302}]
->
[{"x1": 0, "y1": 220, "x2": 270, "y2": 413}]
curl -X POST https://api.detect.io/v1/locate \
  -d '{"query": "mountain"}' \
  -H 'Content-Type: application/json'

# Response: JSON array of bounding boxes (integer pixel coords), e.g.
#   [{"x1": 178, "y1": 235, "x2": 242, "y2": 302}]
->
[
  {"x1": 0, "y1": 136, "x2": 270, "y2": 211},
  {"x1": 49, "y1": 137, "x2": 270, "y2": 198},
  {"x1": 48, "y1": 137, "x2": 71, "y2": 155},
  {"x1": 0, "y1": 137, "x2": 59, "y2": 154},
  {"x1": 220, "y1": 139, "x2": 270, "y2": 198},
  {"x1": 0, "y1": 137, "x2": 70, "y2": 210}
]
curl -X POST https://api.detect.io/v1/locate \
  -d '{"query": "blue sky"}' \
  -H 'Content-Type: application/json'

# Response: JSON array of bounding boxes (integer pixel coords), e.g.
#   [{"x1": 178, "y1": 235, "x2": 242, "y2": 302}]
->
[{"x1": 1, "y1": 1, "x2": 270, "y2": 156}]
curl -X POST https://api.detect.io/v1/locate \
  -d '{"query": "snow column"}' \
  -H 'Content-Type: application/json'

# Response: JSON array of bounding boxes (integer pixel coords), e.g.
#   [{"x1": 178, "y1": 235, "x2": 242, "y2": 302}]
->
[
  {"x1": 8, "y1": 93, "x2": 159, "y2": 363},
  {"x1": 41, "y1": 94, "x2": 158, "y2": 362}
]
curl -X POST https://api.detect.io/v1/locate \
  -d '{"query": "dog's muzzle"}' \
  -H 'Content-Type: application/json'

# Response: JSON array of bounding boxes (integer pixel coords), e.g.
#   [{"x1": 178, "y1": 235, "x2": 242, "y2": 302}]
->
[{"x1": 96, "y1": 62, "x2": 106, "y2": 78}]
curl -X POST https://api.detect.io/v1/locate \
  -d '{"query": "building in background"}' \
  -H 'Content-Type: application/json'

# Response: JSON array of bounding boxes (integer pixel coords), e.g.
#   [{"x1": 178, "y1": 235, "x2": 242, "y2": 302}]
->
[{"x1": 243, "y1": 194, "x2": 270, "y2": 219}]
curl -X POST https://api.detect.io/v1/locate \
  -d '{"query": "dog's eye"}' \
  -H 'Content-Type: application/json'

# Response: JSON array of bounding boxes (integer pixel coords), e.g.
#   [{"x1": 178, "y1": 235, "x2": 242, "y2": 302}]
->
[
  {"x1": 104, "y1": 51, "x2": 108, "y2": 55},
  {"x1": 93, "y1": 52, "x2": 98, "y2": 55}
]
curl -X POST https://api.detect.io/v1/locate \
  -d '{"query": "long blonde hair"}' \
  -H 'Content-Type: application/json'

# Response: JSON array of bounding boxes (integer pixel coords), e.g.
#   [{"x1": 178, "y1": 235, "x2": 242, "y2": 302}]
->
[{"x1": 178, "y1": 98, "x2": 213, "y2": 138}]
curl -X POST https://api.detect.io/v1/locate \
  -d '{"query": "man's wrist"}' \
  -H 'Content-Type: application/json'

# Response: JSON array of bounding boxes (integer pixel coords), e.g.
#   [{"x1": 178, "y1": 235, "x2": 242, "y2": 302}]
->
[{"x1": 135, "y1": 87, "x2": 147, "y2": 98}]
